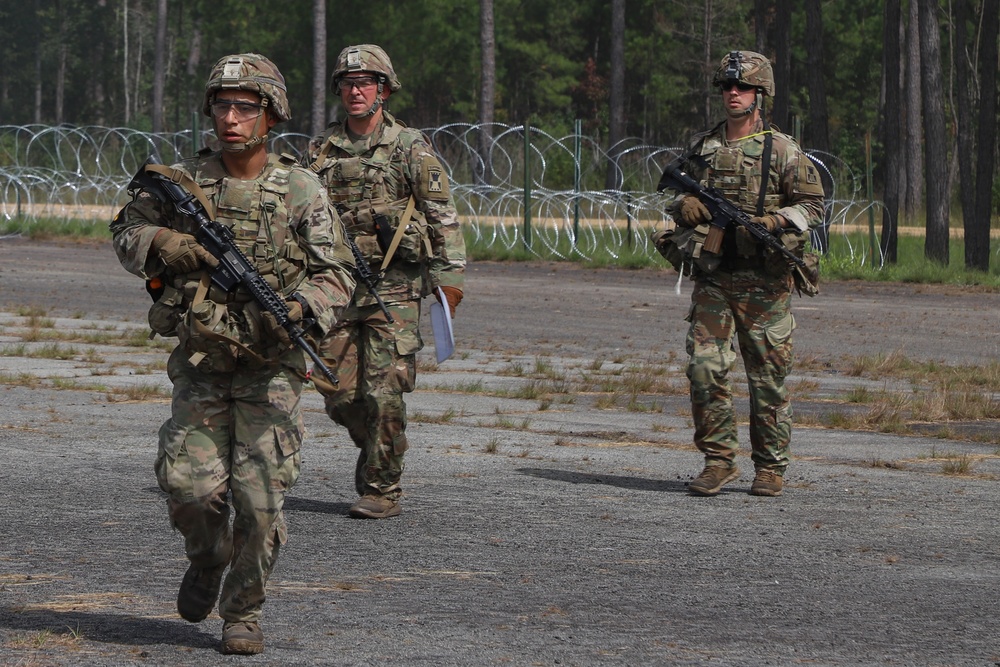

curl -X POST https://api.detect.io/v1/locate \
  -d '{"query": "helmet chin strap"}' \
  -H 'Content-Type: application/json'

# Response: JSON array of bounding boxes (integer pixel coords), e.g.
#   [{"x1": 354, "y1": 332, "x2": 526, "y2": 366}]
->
[
  {"x1": 219, "y1": 99, "x2": 270, "y2": 153},
  {"x1": 346, "y1": 80, "x2": 386, "y2": 119},
  {"x1": 724, "y1": 91, "x2": 762, "y2": 119}
]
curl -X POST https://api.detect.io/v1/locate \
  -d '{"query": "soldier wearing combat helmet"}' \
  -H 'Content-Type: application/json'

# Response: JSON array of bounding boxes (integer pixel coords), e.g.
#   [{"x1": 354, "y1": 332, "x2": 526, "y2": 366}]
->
[
  {"x1": 660, "y1": 50, "x2": 825, "y2": 498},
  {"x1": 305, "y1": 44, "x2": 466, "y2": 519},
  {"x1": 111, "y1": 53, "x2": 355, "y2": 654}
]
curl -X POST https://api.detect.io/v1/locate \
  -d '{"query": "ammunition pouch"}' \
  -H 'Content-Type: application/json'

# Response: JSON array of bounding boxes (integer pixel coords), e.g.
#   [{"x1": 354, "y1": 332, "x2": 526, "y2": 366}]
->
[
  {"x1": 651, "y1": 221, "x2": 720, "y2": 275},
  {"x1": 147, "y1": 284, "x2": 185, "y2": 337},
  {"x1": 762, "y1": 231, "x2": 819, "y2": 296},
  {"x1": 340, "y1": 197, "x2": 429, "y2": 267},
  {"x1": 176, "y1": 300, "x2": 238, "y2": 373},
  {"x1": 793, "y1": 251, "x2": 820, "y2": 297}
]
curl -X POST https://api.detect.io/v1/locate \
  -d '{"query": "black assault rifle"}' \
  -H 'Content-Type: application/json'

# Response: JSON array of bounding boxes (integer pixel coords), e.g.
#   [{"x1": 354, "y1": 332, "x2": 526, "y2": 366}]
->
[
  {"x1": 345, "y1": 236, "x2": 394, "y2": 323},
  {"x1": 128, "y1": 155, "x2": 338, "y2": 387},
  {"x1": 657, "y1": 158, "x2": 807, "y2": 270}
]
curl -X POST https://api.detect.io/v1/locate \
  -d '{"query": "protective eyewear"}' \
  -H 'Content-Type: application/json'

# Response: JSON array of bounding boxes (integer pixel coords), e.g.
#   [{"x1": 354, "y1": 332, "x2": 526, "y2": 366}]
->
[
  {"x1": 337, "y1": 75, "x2": 379, "y2": 93},
  {"x1": 719, "y1": 81, "x2": 757, "y2": 93},
  {"x1": 210, "y1": 100, "x2": 265, "y2": 121}
]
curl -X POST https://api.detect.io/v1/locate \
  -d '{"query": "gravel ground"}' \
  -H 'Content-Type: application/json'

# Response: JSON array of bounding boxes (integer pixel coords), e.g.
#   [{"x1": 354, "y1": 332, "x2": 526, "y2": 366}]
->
[{"x1": 1, "y1": 237, "x2": 999, "y2": 667}]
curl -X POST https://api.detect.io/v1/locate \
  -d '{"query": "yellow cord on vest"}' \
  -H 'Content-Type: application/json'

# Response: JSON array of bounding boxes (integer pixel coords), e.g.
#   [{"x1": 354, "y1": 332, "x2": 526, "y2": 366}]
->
[{"x1": 727, "y1": 129, "x2": 773, "y2": 143}]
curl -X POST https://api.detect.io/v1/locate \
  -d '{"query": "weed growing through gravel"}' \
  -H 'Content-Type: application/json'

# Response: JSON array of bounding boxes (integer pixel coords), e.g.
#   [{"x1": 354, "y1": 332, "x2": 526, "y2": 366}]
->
[
  {"x1": 941, "y1": 454, "x2": 975, "y2": 475},
  {"x1": 410, "y1": 408, "x2": 461, "y2": 424},
  {"x1": 105, "y1": 383, "x2": 169, "y2": 401}
]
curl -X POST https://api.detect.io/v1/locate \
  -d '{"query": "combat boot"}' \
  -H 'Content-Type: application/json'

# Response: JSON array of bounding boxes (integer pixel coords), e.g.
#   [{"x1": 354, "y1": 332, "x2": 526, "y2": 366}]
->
[
  {"x1": 750, "y1": 469, "x2": 784, "y2": 496},
  {"x1": 688, "y1": 464, "x2": 740, "y2": 496},
  {"x1": 177, "y1": 563, "x2": 226, "y2": 622},
  {"x1": 349, "y1": 494, "x2": 401, "y2": 519},
  {"x1": 220, "y1": 621, "x2": 264, "y2": 655}
]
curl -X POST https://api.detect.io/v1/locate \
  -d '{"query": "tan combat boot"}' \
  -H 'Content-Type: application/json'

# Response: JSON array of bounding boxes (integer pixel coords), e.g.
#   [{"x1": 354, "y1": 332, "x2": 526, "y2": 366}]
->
[
  {"x1": 750, "y1": 469, "x2": 784, "y2": 496},
  {"x1": 688, "y1": 464, "x2": 741, "y2": 496},
  {"x1": 349, "y1": 494, "x2": 401, "y2": 519},
  {"x1": 177, "y1": 564, "x2": 226, "y2": 622},
  {"x1": 221, "y1": 621, "x2": 264, "y2": 655}
]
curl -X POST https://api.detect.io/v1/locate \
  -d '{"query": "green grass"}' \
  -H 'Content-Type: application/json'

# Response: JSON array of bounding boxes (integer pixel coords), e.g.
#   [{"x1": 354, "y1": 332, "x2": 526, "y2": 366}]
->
[
  {"x1": 5, "y1": 216, "x2": 1000, "y2": 288},
  {"x1": 466, "y1": 224, "x2": 1000, "y2": 287},
  {"x1": 815, "y1": 232, "x2": 1000, "y2": 286},
  {"x1": 0, "y1": 216, "x2": 112, "y2": 240}
]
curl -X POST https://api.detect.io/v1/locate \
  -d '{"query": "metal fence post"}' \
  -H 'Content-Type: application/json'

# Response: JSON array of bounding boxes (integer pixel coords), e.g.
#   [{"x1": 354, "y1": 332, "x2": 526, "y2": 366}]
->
[
  {"x1": 523, "y1": 122, "x2": 532, "y2": 250},
  {"x1": 573, "y1": 119, "x2": 581, "y2": 247}
]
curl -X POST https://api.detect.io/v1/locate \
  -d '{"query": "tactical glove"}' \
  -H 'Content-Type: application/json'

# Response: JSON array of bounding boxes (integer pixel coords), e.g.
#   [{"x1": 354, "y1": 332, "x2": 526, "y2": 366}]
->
[
  {"x1": 678, "y1": 195, "x2": 711, "y2": 228},
  {"x1": 437, "y1": 286, "x2": 463, "y2": 318},
  {"x1": 261, "y1": 300, "x2": 303, "y2": 348},
  {"x1": 151, "y1": 229, "x2": 218, "y2": 274},
  {"x1": 750, "y1": 214, "x2": 784, "y2": 234}
]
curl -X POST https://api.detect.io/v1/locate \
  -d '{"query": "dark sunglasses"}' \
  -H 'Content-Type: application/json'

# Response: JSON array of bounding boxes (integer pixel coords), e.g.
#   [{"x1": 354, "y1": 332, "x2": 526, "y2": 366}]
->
[{"x1": 719, "y1": 81, "x2": 757, "y2": 93}]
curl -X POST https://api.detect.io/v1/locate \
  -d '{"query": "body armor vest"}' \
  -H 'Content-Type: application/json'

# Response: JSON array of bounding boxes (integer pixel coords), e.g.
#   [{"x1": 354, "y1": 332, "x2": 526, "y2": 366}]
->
[
  {"x1": 312, "y1": 119, "x2": 427, "y2": 269},
  {"x1": 186, "y1": 152, "x2": 307, "y2": 301},
  {"x1": 701, "y1": 131, "x2": 781, "y2": 261}
]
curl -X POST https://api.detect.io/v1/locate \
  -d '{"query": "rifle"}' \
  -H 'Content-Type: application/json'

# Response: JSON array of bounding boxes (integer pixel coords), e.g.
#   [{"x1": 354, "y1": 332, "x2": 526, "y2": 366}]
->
[
  {"x1": 345, "y1": 235, "x2": 394, "y2": 323},
  {"x1": 657, "y1": 158, "x2": 807, "y2": 270},
  {"x1": 127, "y1": 155, "x2": 338, "y2": 387}
]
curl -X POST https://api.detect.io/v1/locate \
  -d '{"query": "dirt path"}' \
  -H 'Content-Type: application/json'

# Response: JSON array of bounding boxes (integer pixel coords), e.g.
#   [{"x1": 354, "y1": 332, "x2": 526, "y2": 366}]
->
[{"x1": 2, "y1": 238, "x2": 999, "y2": 666}]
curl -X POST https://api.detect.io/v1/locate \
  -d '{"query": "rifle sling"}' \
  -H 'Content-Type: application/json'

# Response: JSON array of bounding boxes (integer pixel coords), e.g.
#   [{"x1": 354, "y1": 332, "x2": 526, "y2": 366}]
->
[
  {"x1": 379, "y1": 195, "x2": 417, "y2": 273},
  {"x1": 144, "y1": 164, "x2": 217, "y2": 220},
  {"x1": 755, "y1": 119, "x2": 773, "y2": 217},
  {"x1": 185, "y1": 270, "x2": 275, "y2": 370}
]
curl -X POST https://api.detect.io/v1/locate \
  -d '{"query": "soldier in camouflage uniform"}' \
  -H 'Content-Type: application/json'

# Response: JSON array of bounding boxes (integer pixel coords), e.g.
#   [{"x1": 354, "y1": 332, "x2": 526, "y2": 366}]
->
[
  {"x1": 665, "y1": 51, "x2": 825, "y2": 497},
  {"x1": 110, "y1": 53, "x2": 355, "y2": 654},
  {"x1": 304, "y1": 44, "x2": 466, "y2": 519}
]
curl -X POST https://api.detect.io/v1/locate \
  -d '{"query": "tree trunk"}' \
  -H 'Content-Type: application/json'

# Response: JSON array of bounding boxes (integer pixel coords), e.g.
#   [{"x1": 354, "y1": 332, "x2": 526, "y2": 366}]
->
[
  {"x1": 605, "y1": 0, "x2": 625, "y2": 191},
  {"x1": 310, "y1": 0, "x2": 326, "y2": 137},
  {"x1": 973, "y1": 0, "x2": 999, "y2": 271},
  {"x1": 122, "y1": 0, "x2": 130, "y2": 124},
  {"x1": 804, "y1": 0, "x2": 829, "y2": 153},
  {"x1": 954, "y1": 0, "x2": 981, "y2": 269},
  {"x1": 33, "y1": 0, "x2": 41, "y2": 123},
  {"x1": 903, "y1": 0, "x2": 923, "y2": 221},
  {"x1": 702, "y1": 0, "x2": 713, "y2": 129},
  {"x1": 880, "y1": 0, "x2": 902, "y2": 264},
  {"x1": 771, "y1": 0, "x2": 791, "y2": 130},
  {"x1": 476, "y1": 0, "x2": 496, "y2": 186},
  {"x1": 754, "y1": 0, "x2": 768, "y2": 53},
  {"x1": 56, "y1": 42, "x2": 67, "y2": 124},
  {"x1": 152, "y1": 0, "x2": 167, "y2": 135},
  {"x1": 919, "y1": 0, "x2": 949, "y2": 264},
  {"x1": 92, "y1": 0, "x2": 108, "y2": 126}
]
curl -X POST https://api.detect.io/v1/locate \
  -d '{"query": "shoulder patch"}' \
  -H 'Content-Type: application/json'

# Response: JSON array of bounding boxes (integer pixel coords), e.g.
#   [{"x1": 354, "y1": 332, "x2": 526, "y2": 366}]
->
[
  {"x1": 795, "y1": 155, "x2": 826, "y2": 197},
  {"x1": 419, "y1": 155, "x2": 450, "y2": 202}
]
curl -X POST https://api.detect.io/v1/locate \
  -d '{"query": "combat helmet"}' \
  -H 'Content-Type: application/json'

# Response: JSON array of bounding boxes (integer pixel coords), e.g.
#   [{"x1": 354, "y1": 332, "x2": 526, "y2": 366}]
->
[
  {"x1": 331, "y1": 44, "x2": 402, "y2": 93},
  {"x1": 203, "y1": 53, "x2": 291, "y2": 122},
  {"x1": 712, "y1": 50, "x2": 774, "y2": 96}
]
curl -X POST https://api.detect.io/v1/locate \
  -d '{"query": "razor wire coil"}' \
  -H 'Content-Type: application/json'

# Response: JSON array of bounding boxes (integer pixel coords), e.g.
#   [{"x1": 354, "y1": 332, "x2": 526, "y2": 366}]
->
[{"x1": 0, "y1": 123, "x2": 887, "y2": 266}]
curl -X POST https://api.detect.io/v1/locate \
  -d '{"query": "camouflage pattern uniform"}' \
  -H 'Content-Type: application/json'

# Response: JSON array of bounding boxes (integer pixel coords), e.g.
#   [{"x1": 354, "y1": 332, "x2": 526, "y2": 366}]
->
[
  {"x1": 670, "y1": 112, "x2": 824, "y2": 477},
  {"x1": 306, "y1": 107, "x2": 466, "y2": 503},
  {"x1": 111, "y1": 145, "x2": 355, "y2": 623}
]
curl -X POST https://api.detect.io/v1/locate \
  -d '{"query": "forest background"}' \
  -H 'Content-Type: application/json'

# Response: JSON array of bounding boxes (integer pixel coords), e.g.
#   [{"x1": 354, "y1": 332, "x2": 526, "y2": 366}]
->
[{"x1": 0, "y1": 0, "x2": 998, "y2": 270}]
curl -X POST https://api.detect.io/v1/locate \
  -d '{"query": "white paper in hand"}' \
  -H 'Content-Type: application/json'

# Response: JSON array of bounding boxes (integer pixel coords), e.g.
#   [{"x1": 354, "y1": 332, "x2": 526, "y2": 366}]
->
[{"x1": 430, "y1": 287, "x2": 455, "y2": 363}]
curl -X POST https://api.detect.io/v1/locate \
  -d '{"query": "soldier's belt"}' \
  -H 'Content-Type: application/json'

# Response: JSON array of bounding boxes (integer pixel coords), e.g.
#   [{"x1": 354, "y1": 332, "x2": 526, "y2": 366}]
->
[
  {"x1": 344, "y1": 220, "x2": 377, "y2": 235},
  {"x1": 724, "y1": 256, "x2": 765, "y2": 271},
  {"x1": 206, "y1": 285, "x2": 254, "y2": 305}
]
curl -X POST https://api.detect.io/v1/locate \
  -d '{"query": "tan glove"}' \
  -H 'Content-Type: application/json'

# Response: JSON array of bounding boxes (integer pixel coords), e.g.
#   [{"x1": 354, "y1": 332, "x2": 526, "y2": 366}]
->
[
  {"x1": 750, "y1": 214, "x2": 784, "y2": 234},
  {"x1": 151, "y1": 229, "x2": 218, "y2": 274},
  {"x1": 261, "y1": 301, "x2": 303, "y2": 348},
  {"x1": 437, "y1": 286, "x2": 463, "y2": 318},
  {"x1": 677, "y1": 195, "x2": 711, "y2": 227}
]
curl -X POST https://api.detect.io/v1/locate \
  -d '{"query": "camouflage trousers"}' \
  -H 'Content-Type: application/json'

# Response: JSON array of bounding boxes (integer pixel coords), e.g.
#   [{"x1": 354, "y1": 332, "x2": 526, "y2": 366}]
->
[
  {"x1": 156, "y1": 346, "x2": 304, "y2": 622},
  {"x1": 317, "y1": 299, "x2": 422, "y2": 500},
  {"x1": 685, "y1": 270, "x2": 796, "y2": 473}
]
